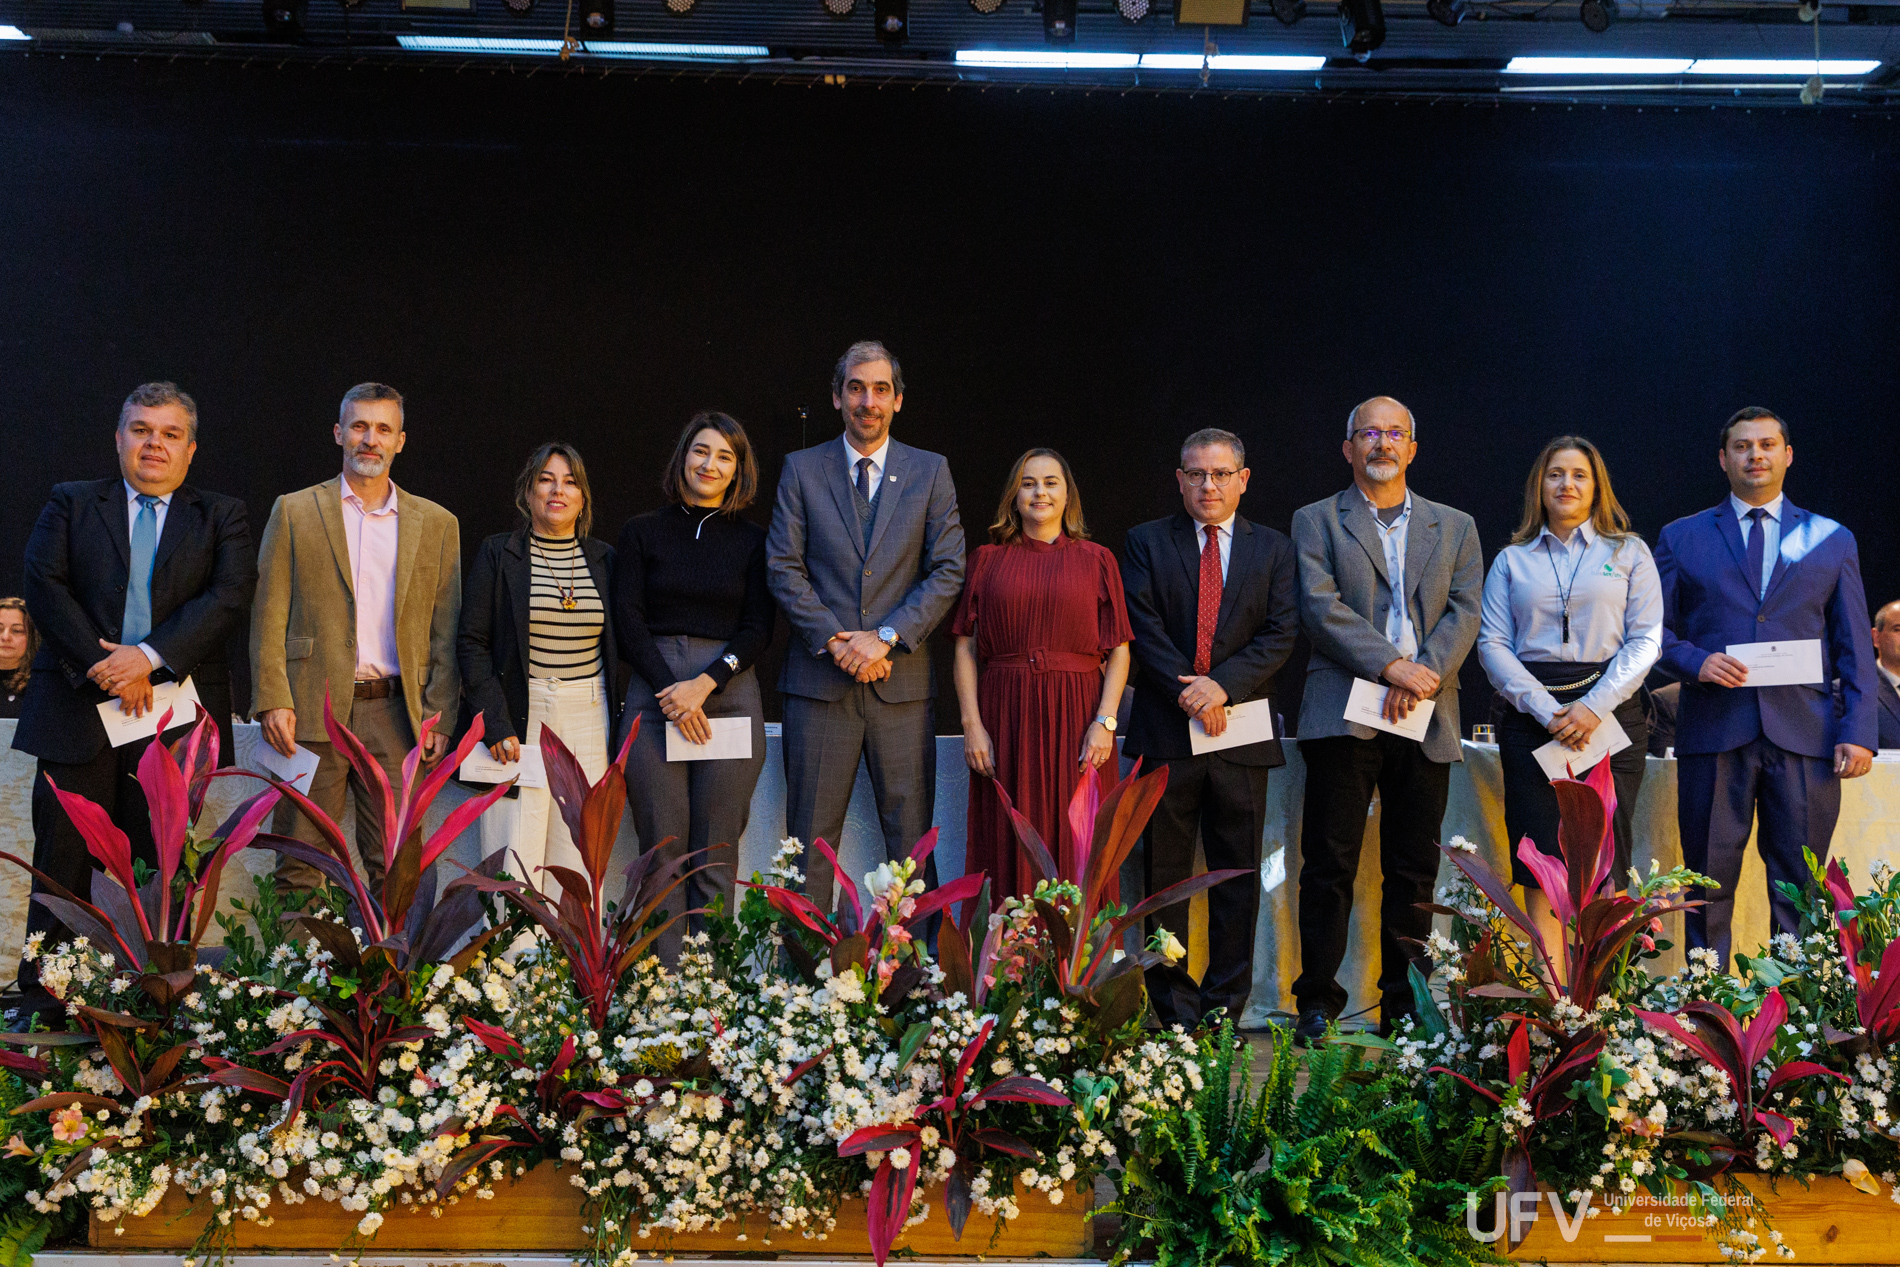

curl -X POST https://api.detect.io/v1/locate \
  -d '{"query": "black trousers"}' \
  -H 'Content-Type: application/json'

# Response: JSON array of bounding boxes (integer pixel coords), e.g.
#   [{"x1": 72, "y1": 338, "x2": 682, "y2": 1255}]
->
[
  {"x1": 1497, "y1": 697, "x2": 1648, "y2": 890},
  {"x1": 1292, "y1": 733, "x2": 1450, "y2": 1022},
  {"x1": 19, "y1": 740, "x2": 168, "y2": 1003},
  {"x1": 1141, "y1": 753, "x2": 1270, "y2": 1028}
]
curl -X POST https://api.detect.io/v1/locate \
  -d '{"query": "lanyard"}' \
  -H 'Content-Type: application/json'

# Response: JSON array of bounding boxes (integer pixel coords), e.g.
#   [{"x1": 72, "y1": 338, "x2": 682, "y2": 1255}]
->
[{"x1": 1543, "y1": 533, "x2": 1589, "y2": 644}]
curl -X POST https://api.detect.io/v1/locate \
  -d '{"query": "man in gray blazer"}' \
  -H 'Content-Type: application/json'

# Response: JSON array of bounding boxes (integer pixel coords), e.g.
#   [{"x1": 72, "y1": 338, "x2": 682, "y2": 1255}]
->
[
  {"x1": 766, "y1": 341, "x2": 966, "y2": 910},
  {"x1": 1289, "y1": 396, "x2": 1482, "y2": 1042}
]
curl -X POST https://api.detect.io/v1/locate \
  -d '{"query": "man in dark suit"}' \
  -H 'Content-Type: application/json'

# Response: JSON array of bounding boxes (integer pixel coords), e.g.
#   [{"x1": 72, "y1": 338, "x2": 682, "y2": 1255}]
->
[
  {"x1": 13, "y1": 382, "x2": 254, "y2": 1012},
  {"x1": 1290, "y1": 397, "x2": 1483, "y2": 1041},
  {"x1": 1873, "y1": 600, "x2": 1900, "y2": 750},
  {"x1": 1656, "y1": 406, "x2": 1877, "y2": 966},
  {"x1": 765, "y1": 341, "x2": 966, "y2": 911},
  {"x1": 1121, "y1": 427, "x2": 1299, "y2": 1030}
]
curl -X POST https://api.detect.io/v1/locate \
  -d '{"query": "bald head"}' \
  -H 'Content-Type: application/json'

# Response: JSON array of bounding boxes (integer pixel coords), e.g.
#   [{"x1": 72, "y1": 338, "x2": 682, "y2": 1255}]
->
[
  {"x1": 1346, "y1": 396, "x2": 1415, "y2": 439},
  {"x1": 1878, "y1": 601, "x2": 1900, "y2": 630},
  {"x1": 1342, "y1": 395, "x2": 1418, "y2": 505}
]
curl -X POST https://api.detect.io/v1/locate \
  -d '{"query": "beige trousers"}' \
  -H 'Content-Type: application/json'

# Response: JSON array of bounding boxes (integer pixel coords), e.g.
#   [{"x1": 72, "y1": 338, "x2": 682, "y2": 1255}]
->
[{"x1": 478, "y1": 674, "x2": 611, "y2": 901}]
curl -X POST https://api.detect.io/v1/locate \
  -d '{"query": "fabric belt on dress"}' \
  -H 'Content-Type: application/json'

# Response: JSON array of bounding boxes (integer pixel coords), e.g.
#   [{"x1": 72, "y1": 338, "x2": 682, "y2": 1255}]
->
[
  {"x1": 353, "y1": 675, "x2": 402, "y2": 700},
  {"x1": 984, "y1": 649, "x2": 1101, "y2": 674}
]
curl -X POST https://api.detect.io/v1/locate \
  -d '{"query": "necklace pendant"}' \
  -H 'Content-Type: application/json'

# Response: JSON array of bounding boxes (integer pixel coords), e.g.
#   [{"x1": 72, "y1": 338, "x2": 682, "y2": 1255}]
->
[{"x1": 561, "y1": 594, "x2": 577, "y2": 611}]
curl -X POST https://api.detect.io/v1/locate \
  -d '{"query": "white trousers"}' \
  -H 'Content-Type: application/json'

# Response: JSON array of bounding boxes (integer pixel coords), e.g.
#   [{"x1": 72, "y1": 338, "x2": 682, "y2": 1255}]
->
[{"x1": 478, "y1": 673, "x2": 610, "y2": 900}]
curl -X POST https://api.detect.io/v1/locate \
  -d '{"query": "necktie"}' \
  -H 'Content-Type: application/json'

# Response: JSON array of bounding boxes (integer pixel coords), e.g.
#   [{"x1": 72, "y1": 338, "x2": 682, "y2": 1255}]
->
[
  {"x1": 1745, "y1": 507, "x2": 1768, "y2": 601},
  {"x1": 855, "y1": 456, "x2": 874, "y2": 504},
  {"x1": 122, "y1": 495, "x2": 160, "y2": 645},
  {"x1": 1194, "y1": 523, "x2": 1222, "y2": 676}
]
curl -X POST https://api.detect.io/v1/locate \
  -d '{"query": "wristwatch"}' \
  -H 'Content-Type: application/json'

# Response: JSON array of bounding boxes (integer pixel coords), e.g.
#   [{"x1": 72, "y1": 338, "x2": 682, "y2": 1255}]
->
[
  {"x1": 722, "y1": 653, "x2": 740, "y2": 673},
  {"x1": 1095, "y1": 714, "x2": 1117, "y2": 732},
  {"x1": 876, "y1": 626, "x2": 900, "y2": 647}
]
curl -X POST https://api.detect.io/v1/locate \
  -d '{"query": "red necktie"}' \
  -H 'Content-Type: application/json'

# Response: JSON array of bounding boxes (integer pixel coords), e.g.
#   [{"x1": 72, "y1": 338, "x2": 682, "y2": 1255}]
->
[{"x1": 1194, "y1": 523, "x2": 1222, "y2": 675}]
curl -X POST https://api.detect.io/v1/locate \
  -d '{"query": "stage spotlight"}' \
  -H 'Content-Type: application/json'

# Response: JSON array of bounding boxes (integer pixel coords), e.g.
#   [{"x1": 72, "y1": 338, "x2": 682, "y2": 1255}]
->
[
  {"x1": 662, "y1": 0, "x2": 696, "y2": 12},
  {"x1": 1044, "y1": 0, "x2": 1078, "y2": 42},
  {"x1": 1426, "y1": 0, "x2": 1466, "y2": 23},
  {"x1": 873, "y1": 0, "x2": 907, "y2": 44},
  {"x1": 262, "y1": 0, "x2": 306, "y2": 37},
  {"x1": 822, "y1": 0, "x2": 857, "y2": 14},
  {"x1": 502, "y1": 0, "x2": 534, "y2": 13},
  {"x1": 1271, "y1": 0, "x2": 1307, "y2": 22},
  {"x1": 580, "y1": 0, "x2": 612, "y2": 29},
  {"x1": 1337, "y1": 0, "x2": 1383, "y2": 56},
  {"x1": 969, "y1": 0, "x2": 1005, "y2": 11},
  {"x1": 1118, "y1": 0, "x2": 1152, "y2": 19},
  {"x1": 1579, "y1": 0, "x2": 1617, "y2": 30}
]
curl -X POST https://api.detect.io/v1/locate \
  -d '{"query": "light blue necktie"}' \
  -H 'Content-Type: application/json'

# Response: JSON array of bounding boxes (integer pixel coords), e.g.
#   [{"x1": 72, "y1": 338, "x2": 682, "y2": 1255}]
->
[{"x1": 121, "y1": 495, "x2": 160, "y2": 645}]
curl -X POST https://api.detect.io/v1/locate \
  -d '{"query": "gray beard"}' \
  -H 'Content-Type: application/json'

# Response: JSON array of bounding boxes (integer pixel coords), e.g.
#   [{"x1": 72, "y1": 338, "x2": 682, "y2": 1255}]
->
[
  {"x1": 347, "y1": 453, "x2": 389, "y2": 477},
  {"x1": 1365, "y1": 460, "x2": 1401, "y2": 482}
]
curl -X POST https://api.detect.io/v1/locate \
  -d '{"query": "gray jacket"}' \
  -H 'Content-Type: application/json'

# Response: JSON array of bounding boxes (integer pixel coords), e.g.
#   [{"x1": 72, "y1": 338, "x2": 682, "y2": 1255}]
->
[
  {"x1": 765, "y1": 437, "x2": 965, "y2": 704},
  {"x1": 1291, "y1": 487, "x2": 1483, "y2": 763}
]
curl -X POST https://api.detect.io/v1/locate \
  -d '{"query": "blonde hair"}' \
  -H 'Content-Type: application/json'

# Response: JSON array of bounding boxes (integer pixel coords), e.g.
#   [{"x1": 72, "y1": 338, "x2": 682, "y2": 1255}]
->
[
  {"x1": 989, "y1": 448, "x2": 1090, "y2": 545},
  {"x1": 1510, "y1": 435, "x2": 1633, "y2": 546}
]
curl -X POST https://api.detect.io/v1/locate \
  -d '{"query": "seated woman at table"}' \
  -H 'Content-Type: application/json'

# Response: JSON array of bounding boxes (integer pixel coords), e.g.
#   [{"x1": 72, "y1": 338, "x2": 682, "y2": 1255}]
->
[
  {"x1": 1477, "y1": 435, "x2": 1660, "y2": 955},
  {"x1": 953, "y1": 448, "x2": 1132, "y2": 901},
  {"x1": 0, "y1": 598, "x2": 36, "y2": 718}
]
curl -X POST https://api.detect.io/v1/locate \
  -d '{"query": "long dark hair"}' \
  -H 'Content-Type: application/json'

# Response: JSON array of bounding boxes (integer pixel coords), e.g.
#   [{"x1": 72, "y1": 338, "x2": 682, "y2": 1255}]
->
[
  {"x1": 989, "y1": 448, "x2": 1090, "y2": 545},
  {"x1": 0, "y1": 597, "x2": 36, "y2": 695},
  {"x1": 660, "y1": 412, "x2": 759, "y2": 515},
  {"x1": 513, "y1": 442, "x2": 596, "y2": 539}
]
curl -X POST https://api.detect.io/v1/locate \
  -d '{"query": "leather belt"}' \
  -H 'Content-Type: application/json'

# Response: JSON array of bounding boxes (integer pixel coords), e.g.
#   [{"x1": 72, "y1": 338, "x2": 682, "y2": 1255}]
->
[
  {"x1": 353, "y1": 675, "x2": 402, "y2": 700},
  {"x1": 985, "y1": 649, "x2": 1101, "y2": 674}
]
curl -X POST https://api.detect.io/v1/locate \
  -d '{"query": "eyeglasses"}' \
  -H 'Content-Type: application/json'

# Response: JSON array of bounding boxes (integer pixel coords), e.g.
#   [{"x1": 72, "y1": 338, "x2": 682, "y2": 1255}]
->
[
  {"x1": 1180, "y1": 469, "x2": 1239, "y2": 487},
  {"x1": 1353, "y1": 428, "x2": 1414, "y2": 445}
]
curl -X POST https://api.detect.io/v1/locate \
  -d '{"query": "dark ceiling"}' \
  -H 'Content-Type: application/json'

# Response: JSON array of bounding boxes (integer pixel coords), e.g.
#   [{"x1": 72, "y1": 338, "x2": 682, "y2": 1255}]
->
[{"x1": 3, "y1": 0, "x2": 1899, "y2": 104}]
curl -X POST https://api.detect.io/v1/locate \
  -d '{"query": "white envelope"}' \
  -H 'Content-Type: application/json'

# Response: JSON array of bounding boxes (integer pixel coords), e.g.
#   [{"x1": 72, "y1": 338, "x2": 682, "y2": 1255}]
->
[
  {"x1": 96, "y1": 677, "x2": 202, "y2": 748},
  {"x1": 1189, "y1": 699, "x2": 1276, "y2": 755},
  {"x1": 666, "y1": 717, "x2": 754, "y2": 762},
  {"x1": 254, "y1": 740, "x2": 322, "y2": 789},
  {"x1": 1724, "y1": 639, "x2": 1825, "y2": 687},
  {"x1": 1344, "y1": 677, "x2": 1436, "y2": 742},
  {"x1": 1533, "y1": 712, "x2": 1632, "y2": 781},
  {"x1": 459, "y1": 744, "x2": 547, "y2": 789}
]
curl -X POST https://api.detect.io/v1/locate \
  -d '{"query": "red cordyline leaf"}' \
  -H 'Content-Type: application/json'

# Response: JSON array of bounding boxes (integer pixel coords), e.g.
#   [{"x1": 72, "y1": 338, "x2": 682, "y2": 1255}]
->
[
  {"x1": 43, "y1": 775, "x2": 152, "y2": 943},
  {"x1": 170, "y1": 710, "x2": 220, "y2": 827},
  {"x1": 136, "y1": 707, "x2": 191, "y2": 933},
  {"x1": 949, "y1": 1019, "x2": 995, "y2": 1101},
  {"x1": 838, "y1": 1124, "x2": 921, "y2": 1157},
  {"x1": 865, "y1": 1155, "x2": 921, "y2": 1267},
  {"x1": 810, "y1": 837, "x2": 861, "y2": 931},
  {"x1": 461, "y1": 1016, "x2": 526, "y2": 1062}
]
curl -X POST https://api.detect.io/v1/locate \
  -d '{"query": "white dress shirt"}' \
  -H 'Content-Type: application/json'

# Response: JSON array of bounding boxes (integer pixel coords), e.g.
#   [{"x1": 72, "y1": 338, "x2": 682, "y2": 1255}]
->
[
  {"x1": 1194, "y1": 514, "x2": 1236, "y2": 582},
  {"x1": 1880, "y1": 662, "x2": 1900, "y2": 699},
  {"x1": 1359, "y1": 488, "x2": 1417, "y2": 660},
  {"x1": 123, "y1": 481, "x2": 171, "y2": 670},
  {"x1": 1731, "y1": 491, "x2": 1785, "y2": 598},
  {"x1": 843, "y1": 434, "x2": 892, "y2": 505},
  {"x1": 340, "y1": 481, "x2": 402, "y2": 680},
  {"x1": 1478, "y1": 522, "x2": 1663, "y2": 726}
]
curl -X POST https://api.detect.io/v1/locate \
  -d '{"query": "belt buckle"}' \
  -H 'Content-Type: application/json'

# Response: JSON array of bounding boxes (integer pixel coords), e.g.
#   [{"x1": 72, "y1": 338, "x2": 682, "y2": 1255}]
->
[{"x1": 1027, "y1": 649, "x2": 1045, "y2": 673}]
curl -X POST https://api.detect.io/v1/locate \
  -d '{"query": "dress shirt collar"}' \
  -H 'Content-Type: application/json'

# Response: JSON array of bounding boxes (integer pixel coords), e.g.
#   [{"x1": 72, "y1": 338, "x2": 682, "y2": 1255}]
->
[
  {"x1": 1729, "y1": 491, "x2": 1784, "y2": 525},
  {"x1": 123, "y1": 481, "x2": 173, "y2": 508},
  {"x1": 1880, "y1": 662, "x2": 1900, "y2": 694},
  {"x1": 1356, "y1": 486, "x2": 1412, "y2": 528},
  {"x1": 342, "y1": 478, "x2": 400, "y2": 517},
  {"x1": 1192, "y1": 513, "x2": 1235, "y2": 543},
  {"x1": 1535, "y1": 519, "x2": 1597, "y2": 552},
  {"x1": 843, "y1": 433, "x2": 891, "y2": 480}
]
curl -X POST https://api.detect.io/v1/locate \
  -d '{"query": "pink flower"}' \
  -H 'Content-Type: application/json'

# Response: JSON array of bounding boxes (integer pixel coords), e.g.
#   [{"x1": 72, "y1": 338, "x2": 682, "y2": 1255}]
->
[
  {"x1": 877, "y1": 959, "x2": 898, "y2": 985},
  {"x1": 4, "y1": 1135, "x2": 32, "y2": 1157},
  {"x1": 1647, "y1": 917, "x2": 1664, "y2": 936},
  {"x1": 50, "y1": 1107, "x2": 88, "y2": 1143},
  {"x1": 886, "y1": 925, "x2": 913, "y2": 947},
  {"x1": 1638, "y1": 935, "x2": 1656, "y2": 952}
]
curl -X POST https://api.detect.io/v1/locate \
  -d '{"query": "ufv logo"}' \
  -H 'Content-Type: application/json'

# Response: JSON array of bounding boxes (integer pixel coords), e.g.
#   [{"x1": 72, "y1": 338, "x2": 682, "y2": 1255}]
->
[{"x1": 1465, "y1": 1190, "x2": 1594, "y2": 1243}]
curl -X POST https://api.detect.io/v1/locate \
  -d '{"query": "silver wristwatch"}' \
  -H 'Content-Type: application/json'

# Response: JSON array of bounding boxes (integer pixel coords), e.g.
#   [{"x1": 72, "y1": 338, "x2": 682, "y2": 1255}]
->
[
  {"x1": 876, "y1": 625, "x2": 900, "y2": 647},
  {"x1": 722, "y1": 653, "x2": 740, "y2": 672},
  {"x1": 1095, "y1": 714, "x2": 1117, "y2": 732}
]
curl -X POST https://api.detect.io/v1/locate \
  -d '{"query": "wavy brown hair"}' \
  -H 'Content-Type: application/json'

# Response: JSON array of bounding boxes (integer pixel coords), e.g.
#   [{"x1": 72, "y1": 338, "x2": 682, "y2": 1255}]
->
[
  {"x1": 514, "y1": 442, "x2": 596, "y2": 540},
  {"x1": 989, "y1": 448, "x2": 1090, "y2": 545},
  {"x1": 660, "y1": 412, "x2": 758, "y2": 515},
  {"x1": 1509, "y1": 435, "x2": 1633, "y2": 546},
  {"x1": 0, "y1": 597, "x2": 36, "y2": 695}
]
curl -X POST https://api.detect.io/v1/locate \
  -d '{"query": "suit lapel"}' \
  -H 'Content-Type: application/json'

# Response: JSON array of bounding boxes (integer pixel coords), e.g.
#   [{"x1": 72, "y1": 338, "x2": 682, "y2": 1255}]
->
[
  {"x1": 1214, "y1": 518, "x2": 1256, "y2": 634},
  {"x1": 1338, "y1": 491, "x2": 1390, "y2": 584},
  {"x1": 501, "y1": 531, "x2": 532, "y2": 674},
  {"x1": 822, "y1": 444, "x2": 865, "y2": 561},
  {"x1": 1401, "y1": 497, "x2": 1441, "y2": 599},
  {"x1": 393, "y1": 486, "x2": 423, "y2": 635},
  {"x1": 151, "y1": 485, "x2": 196, "y2": 575},
  {"x1": 1760, "y1": 501, "x2": 1801, "y2": 605},
  {"x1": 92, "y1": 480, "x2": 131, "y2": 571},
  {"x1": 865, "y1": 443, "x2": 907, "y2": 560},
  {"x1": 1171, "y1": 514, "x2": 1204, "y2": 596},
  {"x1": 314, "y1": 478, "x2": 356, "y2": 599},
  {"x1": 1712, "y1": 504, "x2": 1751, "y2": 593}
]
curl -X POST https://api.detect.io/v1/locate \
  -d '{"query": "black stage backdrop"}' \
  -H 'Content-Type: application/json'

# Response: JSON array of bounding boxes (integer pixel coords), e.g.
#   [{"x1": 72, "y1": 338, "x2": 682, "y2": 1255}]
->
[{"x1": 3, "y1": 57, "x2": 1896, "y2": 730}]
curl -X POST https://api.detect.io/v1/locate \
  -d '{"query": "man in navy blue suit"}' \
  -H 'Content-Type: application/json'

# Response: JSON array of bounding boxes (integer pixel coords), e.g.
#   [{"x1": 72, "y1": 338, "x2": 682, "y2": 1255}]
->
[
  {"x1": 1874, "y1": 600, "x2": 1900, "y2": 750},
  {"x1": 1655, "y1": 406, "x2": 1877, "y2": 965}
]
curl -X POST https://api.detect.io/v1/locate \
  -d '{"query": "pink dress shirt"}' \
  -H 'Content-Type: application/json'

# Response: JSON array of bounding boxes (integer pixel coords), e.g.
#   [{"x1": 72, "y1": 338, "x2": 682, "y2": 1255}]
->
[{"x1": 340, "y1": 481, "x2": 402, "y2": 681}]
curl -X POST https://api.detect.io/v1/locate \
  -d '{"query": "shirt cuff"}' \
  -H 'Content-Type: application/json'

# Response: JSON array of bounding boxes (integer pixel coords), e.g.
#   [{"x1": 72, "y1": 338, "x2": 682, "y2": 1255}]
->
[{"x1": 138, "y1": 642, "x2": 165, "y2": 671}]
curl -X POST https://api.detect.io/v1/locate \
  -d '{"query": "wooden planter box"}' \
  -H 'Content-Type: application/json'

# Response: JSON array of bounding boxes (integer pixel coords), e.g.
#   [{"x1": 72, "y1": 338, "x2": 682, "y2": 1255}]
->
[
  {"x1": 1511, "y1": 1175, "x2": 1898, "y2": 1263},
  {"x1": 91, "y1": 1161, "x2": 1093, "y2": 1257}
]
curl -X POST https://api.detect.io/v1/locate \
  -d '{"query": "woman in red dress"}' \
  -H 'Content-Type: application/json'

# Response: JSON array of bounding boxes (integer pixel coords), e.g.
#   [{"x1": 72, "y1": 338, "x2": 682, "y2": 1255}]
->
[{"x1": 952, "y1": 448, "x2": 1133, "y2": 902}]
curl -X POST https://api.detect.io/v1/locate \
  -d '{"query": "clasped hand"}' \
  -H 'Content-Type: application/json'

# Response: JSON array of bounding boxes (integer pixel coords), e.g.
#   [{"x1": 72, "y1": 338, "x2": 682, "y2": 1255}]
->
[
  {"x1": 830, "y1": 631, "x2": 893, "y2": 683},
  {"x1": 657, "y1": 674, "x2": 717, "y2": 745},
  {"x1": 1546, "y1": 702, "x2": 1601, "y2": 751},
  {"x1": 1176, "y1": 674, "x2": 1229, "y2": 737},
  {"x1": 89, "y1": 639, "x2": 155, "y2": 717},
  {"x1": 1380, "y1": 659, "x2": 1440, "y2": 723}
]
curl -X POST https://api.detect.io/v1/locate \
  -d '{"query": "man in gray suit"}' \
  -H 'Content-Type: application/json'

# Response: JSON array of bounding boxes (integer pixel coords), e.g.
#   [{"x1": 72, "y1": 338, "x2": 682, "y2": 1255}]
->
[
  {"x1": 766, "y1": 341, "x2": 966, "y2": 910},
  {"x1": 1289, "y1": 396, "x2": 1482, "y2": 1042}
]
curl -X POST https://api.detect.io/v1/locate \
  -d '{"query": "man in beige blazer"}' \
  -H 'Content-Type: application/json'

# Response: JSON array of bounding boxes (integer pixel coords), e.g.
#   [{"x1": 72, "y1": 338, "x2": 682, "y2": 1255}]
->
[{"x1": 251, "y1": 382, "x2": 462, "y2": 890}]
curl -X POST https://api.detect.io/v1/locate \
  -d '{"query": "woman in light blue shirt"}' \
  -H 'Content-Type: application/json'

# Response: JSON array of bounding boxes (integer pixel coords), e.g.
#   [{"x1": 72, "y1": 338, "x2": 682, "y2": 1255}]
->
[{"x1": 1479, "y1": 436, "x2": 1661, "y2": 949}]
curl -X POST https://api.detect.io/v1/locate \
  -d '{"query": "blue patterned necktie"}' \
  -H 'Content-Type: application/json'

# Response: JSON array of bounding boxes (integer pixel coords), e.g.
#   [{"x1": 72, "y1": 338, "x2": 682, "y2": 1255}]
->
[
  {"x1": 1744, "y1": 506, "x2": 1768, "y2": 601},
  {"x1": 121, "y1": 495, "x2": 160, "y2": 645}
]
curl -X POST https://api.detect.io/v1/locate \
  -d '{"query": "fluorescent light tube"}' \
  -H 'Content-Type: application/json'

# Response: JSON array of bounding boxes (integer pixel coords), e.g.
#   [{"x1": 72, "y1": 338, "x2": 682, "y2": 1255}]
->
[
  {"x1": 954, "y1": 50, "x2": 1140, "y2": 68},
  {"x1": 1685, "y1": 58, "x2": 1880, "y2": 75},
  {"x1": 1504, "y1": 56, "x2": 1693, "y2": 73},
  {"x1": 394, "y1": 35, "x2": 767, "y2": 58},
  {"x1": 0, "y1": 24, "x2": 30, "y2": 39},
  {"x1": 1139, "y1": 52, "x2": 1325, "y2": 69}
]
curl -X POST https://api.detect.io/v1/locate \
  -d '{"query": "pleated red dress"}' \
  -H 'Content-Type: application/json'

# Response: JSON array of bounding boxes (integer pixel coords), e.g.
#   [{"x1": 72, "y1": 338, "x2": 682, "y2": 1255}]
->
[{"x1": 952, "y1": 534, "x2": 1134, "y2": 902}]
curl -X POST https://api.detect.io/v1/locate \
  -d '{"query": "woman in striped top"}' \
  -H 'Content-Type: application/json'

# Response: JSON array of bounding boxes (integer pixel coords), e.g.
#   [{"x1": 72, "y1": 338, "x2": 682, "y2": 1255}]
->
[
  {"x1": 617, "y1": 411, "x2": 774, "y2": 961},
  {"x1": 458, "y1": 442, "x2": 618, "y2": 899}
]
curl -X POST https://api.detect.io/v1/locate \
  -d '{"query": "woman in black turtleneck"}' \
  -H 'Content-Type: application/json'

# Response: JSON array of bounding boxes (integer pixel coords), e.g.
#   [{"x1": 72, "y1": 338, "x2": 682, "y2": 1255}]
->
[{"x1": 616, "y1": 412, "x2": 774, "y2": 960}]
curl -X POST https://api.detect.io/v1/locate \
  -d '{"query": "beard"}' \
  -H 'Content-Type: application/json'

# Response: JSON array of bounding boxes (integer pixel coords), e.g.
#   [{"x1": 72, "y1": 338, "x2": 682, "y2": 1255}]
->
[
  {"x1": 347, "y1": 451, "x2": 389, "y2": 477},
  {"x1": 1365, "y1": 458, "x2": 1401, "y2": 482}
]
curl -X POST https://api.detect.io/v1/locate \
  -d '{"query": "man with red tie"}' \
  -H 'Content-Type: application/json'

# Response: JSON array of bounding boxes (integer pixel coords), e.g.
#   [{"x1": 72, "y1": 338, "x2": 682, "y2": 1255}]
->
[{"x1": 1120, "y1": 428, "x2": 1300, "y2": 1031}]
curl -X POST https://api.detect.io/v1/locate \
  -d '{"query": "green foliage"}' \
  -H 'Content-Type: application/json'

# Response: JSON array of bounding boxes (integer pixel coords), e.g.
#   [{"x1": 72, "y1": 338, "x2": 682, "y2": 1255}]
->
[
  {"x1": 1109, "y1": 1023, "x2": 1444, "y2": 1267},
  {"x1": 0, "y1": 1210, "x2": 55, "y2": 1267}
]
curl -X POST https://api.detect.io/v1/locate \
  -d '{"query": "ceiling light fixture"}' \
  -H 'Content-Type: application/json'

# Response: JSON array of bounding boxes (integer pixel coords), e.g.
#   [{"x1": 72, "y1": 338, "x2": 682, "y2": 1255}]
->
[
  {"x1": 1338, "y1": 0, "x2": 1383, "y2": 57},
  {"x1": 1118, "y1": 0, "x2": 1153, "y2": 20},
  {"x1": 873, "y1": 0, "x2": 908, "y2": 45},
  {"x1": 823, "y1": 0, "x2": 858, "y2": 14},
  {"x1": 1044, "y1": 0, "x2": 1078, "y2": 42},
  {"x1": 969, "y1": 0, "x2": 1006, "y2": 11},
  {"x1": 1579, "y1": 0, "x2": 1617, "y2": 33},
  {"x1": 954, "y1": 48, "x2": 1138, "y2": 66}
]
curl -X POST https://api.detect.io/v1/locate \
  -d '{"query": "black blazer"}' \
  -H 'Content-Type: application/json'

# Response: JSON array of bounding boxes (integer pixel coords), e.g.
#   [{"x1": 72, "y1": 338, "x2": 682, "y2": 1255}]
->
[
  {"x1": 15, "y1": 477, "x2": 255, "y2": 765},
  {"x1": 1878, "y1": 675, "x2": 1900, "y2": 750},
  {"x1": 1119, "y1": 512, "x2": 1300, "y2": 768},
  {"x1": 457, "y1": 529, "x2": 619, "y2": 750}
]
